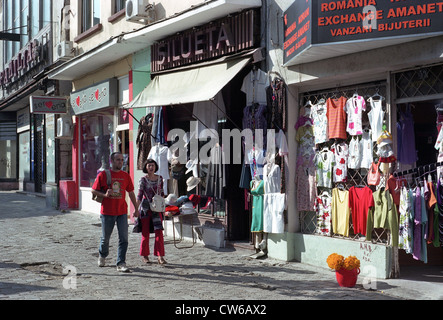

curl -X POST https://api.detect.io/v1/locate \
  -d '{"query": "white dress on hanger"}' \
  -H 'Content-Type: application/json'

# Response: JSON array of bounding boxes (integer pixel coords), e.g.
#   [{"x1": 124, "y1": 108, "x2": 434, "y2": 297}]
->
[
  {"x1": 147, "y1": 144, "x2": 170, "y2": 194},
  {"x1": 368, "y1": 97, "x2": 385, "y2": 142},
  {"x1": 360, "y1": 128, "x2": 373, "y2": 169},
  {"x1": 263, "y1": 162, "x2": 285, "y2": 234}
]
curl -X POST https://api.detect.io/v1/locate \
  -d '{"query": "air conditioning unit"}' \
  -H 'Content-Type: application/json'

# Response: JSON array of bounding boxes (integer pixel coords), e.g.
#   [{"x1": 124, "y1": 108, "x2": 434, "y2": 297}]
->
[
  {"x1": 56, "y1": 116, "x2": 73, "y2": 139},
  {"x1": 126, "y1": 0, "x2": 156, "y2": 24},
  {"x1": 55, "y1": 41, "x2": 74, "y2": 62}
]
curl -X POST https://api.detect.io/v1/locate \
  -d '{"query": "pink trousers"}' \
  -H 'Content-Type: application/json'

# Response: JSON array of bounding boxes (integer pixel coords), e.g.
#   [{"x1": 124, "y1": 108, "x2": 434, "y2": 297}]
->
[{"x1": 140, "y1": 216, "x2": 165, "y2": 257}]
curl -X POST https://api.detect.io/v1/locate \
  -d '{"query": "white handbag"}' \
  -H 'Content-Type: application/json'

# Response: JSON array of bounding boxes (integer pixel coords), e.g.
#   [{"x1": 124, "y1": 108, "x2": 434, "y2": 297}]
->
[
  {"x1": 150, "y1": 194, "x2": 166, "y2": 212},
  {"x1": 149, "y1": 177, "x2": 165, "y2": 212}
]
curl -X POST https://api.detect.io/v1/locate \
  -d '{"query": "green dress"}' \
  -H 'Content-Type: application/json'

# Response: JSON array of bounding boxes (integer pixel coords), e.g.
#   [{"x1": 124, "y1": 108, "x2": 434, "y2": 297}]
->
[{"x1": 250, "y1": 180, "x2": 264, "y2": 232}]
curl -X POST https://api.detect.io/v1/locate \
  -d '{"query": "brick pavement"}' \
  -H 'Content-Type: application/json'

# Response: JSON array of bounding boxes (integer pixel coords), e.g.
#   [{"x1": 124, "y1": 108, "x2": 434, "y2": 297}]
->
[{"x1": 0, "y1": 191, "x2": 441, "y2": 304}]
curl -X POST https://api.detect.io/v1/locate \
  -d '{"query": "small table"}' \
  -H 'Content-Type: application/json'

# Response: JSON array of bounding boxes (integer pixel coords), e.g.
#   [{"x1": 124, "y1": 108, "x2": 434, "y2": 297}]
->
[{"x1": 171, "y1": 212, "x2": 198, "y2": 249}]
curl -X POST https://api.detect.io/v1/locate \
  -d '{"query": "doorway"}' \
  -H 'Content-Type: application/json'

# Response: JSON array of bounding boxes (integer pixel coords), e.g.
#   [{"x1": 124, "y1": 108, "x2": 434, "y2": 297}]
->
[{"x1": 397, "y1": 99, "x2": 443, "y2": 267}]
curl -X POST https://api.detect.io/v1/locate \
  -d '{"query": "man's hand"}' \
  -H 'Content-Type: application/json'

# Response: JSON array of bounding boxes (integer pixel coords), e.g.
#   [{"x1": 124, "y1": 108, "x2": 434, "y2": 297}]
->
[{"x1": 105, "y1": 189, "x2": 113, "y2": 198}]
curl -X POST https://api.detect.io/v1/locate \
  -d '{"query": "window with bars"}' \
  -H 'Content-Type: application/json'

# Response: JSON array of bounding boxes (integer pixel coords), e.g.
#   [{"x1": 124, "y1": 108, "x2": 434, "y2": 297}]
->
[
  {"x1": 394, "y1": 64, "x2": 443, "y2": 101},
  {"x1": 299, "y1": 81, "x2": 392, "y2": 245}
]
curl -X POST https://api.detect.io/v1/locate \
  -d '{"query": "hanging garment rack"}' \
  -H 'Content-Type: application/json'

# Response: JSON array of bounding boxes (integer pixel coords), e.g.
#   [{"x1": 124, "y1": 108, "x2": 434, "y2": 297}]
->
[{"x1": 393, "y1": 161, "x2": 443, "y2": 178}]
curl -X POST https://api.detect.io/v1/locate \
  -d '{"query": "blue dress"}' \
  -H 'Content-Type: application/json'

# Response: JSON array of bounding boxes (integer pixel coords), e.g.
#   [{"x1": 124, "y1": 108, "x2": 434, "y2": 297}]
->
[{"x1": 250, "y1": 180, "x2": 264, "y2": 232}]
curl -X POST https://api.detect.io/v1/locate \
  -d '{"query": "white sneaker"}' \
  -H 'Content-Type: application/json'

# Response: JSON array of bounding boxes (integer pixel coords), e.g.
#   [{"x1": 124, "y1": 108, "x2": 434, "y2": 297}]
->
[
  {"x1": 98, "y1": 256, "x2": 106, "y2": 267},
  {"x1": 116, "y1": 263, "x2": 130, "y2": 273}
]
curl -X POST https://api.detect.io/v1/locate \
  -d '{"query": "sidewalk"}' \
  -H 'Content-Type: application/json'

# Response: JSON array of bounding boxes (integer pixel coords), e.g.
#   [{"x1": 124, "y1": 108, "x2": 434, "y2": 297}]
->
[{"x1": 0, "y1": 191, "x2": 441, "y2": 301}]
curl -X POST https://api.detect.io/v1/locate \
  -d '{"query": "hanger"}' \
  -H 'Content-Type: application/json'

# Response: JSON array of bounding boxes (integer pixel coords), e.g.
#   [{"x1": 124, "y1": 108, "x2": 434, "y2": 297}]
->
[
  {"x1": 336, "y1": 183, "x2": 345, "y2": 190},
  {"x1": 304, "y1": 100, "x2": 313, "y2": 107},
  {"x1": 369, "y1": 92, "x2": 385, "y2": 101}
]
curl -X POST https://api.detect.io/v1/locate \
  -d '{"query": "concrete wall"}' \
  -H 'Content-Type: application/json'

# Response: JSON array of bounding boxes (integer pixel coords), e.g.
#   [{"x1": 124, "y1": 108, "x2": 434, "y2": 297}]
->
[{"x1": 68, "y1": 0, "x2": 209, "y2": 54}]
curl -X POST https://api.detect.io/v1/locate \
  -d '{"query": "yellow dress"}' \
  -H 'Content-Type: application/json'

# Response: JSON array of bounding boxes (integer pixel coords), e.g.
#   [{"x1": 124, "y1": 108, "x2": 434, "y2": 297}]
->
[{"x1": 331, "y1": 188, "x2": 350, "y2": 237}]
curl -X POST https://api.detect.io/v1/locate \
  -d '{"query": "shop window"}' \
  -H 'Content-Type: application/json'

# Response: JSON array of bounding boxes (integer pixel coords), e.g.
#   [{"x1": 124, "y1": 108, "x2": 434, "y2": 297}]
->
[
  {"x1": 80, "y1": 108, "x2": 114, "y2": 188},
  {"x1": 395, "y1": 64, "x2": 443, "y2": 101},
  {"x1": 0, "y1": 121, "x2": 17, "y2": 180}
]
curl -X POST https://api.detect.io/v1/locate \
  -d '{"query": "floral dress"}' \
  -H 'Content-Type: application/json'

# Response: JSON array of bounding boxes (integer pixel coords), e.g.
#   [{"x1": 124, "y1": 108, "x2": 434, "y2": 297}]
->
[
  {"x1": 295, "y1": 116, "x2": 317, "y2": 211},
  {"x1": 332, "y1": 142, "x2": 348, "y2": 183},
  {"x1": 398, "y1": 186, "x2": 413, "y2": 254},
  {"x1": 315, "y1": 191, "x2": 332, "y2": 236},
  {"x1": 314, "y1": 148, "x2": 335, "y2": 188}
]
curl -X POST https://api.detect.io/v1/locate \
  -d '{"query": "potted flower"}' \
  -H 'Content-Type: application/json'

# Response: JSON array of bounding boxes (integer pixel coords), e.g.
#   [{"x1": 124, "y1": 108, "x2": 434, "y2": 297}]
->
[{"x1": 327, "y1": 253, "x2": 360, "y2": 288}]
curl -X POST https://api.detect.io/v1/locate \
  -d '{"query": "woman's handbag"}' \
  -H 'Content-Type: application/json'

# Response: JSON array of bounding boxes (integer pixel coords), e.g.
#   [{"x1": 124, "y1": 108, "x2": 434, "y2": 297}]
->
[
  {"x1": 149, "y1": 177, "x2": 166, "y2": 212},
  {"x1": 150, "y1": 194, "x2": 166, "y2": 212},
  {"x1": 367, "y1": 161, "x2": 381, "y2": 186}
]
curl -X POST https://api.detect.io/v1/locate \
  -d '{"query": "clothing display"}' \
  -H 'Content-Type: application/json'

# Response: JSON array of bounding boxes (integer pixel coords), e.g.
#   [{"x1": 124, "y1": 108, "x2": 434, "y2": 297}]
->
[
  {"x1": 366, "y1": 189, "x2": 399, "y2": 247},
  {"x1": 136, "y1": 114, "x2": 153, "y2": 170},
  {"x1": 367, "y1": 97, "x2": 385, "y2": 142},
  {"x1": 344, "y1": 94, "x2": 366, "y2": 136},
  {"x1": 241, "y1": 68, "x2": 269, "y2": 106},
  {"x1": 295, "y1": 165, "x2": 316, "y2": 212},
  {"x1": 349, "y1": 186, "x2": 373, "y2": 236},
  {"x1": 332, "y1": 142, "x2": 348, "y2": 183},
  {"x1": 266, "y1": 77, "x2": 287, "y2": 131},
  {"x1": 347, "y1": 136, "x2": 361, "y2": 169},
  {"x1": 311, "y1": 101, "x2": 328, "y2": 145},
  {"x1": 398, "y1": 187, "x2": 413, "y2": 254},
  {"x1": 314, "y1": 148, "x2": 334, "y2": 188},
  {"x1": 360, "y1": 128, "x2": 373, "y2": 169},
  {"x1": 331, "y1": 188, "x2": 350, "y2": 237},
  {"x1": 250, "y1": 179, "x2": 265, "y2": 232},
  {"x1": 315, "y1": 191, "x2": 332, "y2": 236},
  {"x1": 397, "y1": 106, "x2": 417, "y2": 164},
  {"x1": 147, "y1": 144, "x2": 171, "y2": 194},
  {"x1": 326, "y1": 96, "x2": 347, "y2": 140}
]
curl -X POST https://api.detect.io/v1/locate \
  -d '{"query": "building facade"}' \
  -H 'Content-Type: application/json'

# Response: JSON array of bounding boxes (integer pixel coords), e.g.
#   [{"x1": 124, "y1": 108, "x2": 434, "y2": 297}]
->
[{"x1": 266, "y1": 0, "x2": 443, "y2": 278}]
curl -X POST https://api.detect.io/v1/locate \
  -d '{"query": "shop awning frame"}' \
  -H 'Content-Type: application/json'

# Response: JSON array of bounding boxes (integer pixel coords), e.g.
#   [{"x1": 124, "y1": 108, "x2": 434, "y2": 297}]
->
[{"x1": 124, "y1": 53, "x2": 253, "y2": 110}]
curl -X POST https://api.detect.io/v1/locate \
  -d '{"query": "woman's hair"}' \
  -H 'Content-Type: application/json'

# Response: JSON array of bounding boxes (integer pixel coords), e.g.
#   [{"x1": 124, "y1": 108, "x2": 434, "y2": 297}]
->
[{"x1": 142, "y1": 158, "x2": 159, "y2": 173}]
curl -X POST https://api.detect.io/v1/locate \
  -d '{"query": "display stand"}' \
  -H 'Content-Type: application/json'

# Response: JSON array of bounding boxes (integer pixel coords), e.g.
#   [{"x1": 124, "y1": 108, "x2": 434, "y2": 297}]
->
[{"x1": 171, "y1": 212, "x2": 198, "y2": 249}]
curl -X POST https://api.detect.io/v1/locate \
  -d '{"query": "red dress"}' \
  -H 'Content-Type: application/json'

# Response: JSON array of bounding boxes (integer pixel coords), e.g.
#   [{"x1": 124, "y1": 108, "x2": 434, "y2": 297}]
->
[{"x1": 348, "y1": 186, "x2": 373, "y2": 236}]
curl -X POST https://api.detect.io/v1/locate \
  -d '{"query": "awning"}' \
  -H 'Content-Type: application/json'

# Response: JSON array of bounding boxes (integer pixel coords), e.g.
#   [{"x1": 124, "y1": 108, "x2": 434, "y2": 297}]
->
[{"x1": 125, "y1": 55, "x2": 252, "y2": 109}]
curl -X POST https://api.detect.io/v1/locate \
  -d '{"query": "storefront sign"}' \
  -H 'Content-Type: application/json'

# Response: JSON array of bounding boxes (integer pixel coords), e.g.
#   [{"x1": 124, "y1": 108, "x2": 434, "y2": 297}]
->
[
  {"x1": 30, "y1": 96, "x2": 68, "y2": 114},
  {"x1": 151, "y1": 9, "x2": 258, "y2": 73},
  {"x1": 283, "y1": 0, "x2": 443, "y2": 65},
  {"x1": 0, "y1": 39, "x2": 44, "y2": 87},
  {"x1": 17, "y1": 108, "x2": 30, "y2": 133},
  {"x1": 70, "y1": 79, "x2": 118, "y2": 115}
]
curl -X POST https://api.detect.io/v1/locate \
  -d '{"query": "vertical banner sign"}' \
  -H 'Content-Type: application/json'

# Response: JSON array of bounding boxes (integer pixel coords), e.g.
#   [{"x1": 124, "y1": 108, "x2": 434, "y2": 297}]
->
[
  {"x1": 284, "y1": 0, "x2": 443, "y2": 65},
  {"x1": 283, "y1": 0, "x2": 312, "y2": 65}
]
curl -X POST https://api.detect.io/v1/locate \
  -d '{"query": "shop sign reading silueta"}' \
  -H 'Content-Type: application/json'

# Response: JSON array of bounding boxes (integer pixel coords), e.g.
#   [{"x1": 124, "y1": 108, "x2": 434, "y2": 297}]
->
[
  {"x1": 69, "y1": 79, "x2": 118, "y2": 115},
  {"x1": 30, "y1": 96, "x2": 68, "y2": 114},
  {"x1": 151, "y1": 9, "x2": 258, "y2": 73}
]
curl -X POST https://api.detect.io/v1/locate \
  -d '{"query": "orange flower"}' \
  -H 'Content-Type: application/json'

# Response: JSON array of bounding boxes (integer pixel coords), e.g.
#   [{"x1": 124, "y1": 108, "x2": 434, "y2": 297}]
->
[
  {"x1": 326, "y1": 253, "x2": 344, "y2": 271},
  {"x1": 343, "y1": 255, "x2": 360, "y2": 270},
  {"x1": 327, "y1": 253, "x2": 360, "y2": 271}
]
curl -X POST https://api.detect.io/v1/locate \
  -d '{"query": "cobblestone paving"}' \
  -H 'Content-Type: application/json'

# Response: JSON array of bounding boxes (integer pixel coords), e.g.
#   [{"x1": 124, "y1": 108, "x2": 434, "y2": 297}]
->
[{"x1": 0, "y1": 191, "x2": 441, "y2": 303}]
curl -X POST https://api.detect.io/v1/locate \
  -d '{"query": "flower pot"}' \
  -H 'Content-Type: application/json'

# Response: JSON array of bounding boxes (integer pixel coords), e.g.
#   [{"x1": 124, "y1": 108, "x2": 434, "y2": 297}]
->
[{"x1": 335, "y1": 268, "x2": 360, "y2": 288}]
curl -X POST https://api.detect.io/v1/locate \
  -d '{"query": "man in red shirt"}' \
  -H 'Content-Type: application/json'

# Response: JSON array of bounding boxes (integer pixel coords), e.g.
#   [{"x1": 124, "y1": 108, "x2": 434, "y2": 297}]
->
[{"x1": 92, "y1": 152, "x2": 139, "y2": 272}]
